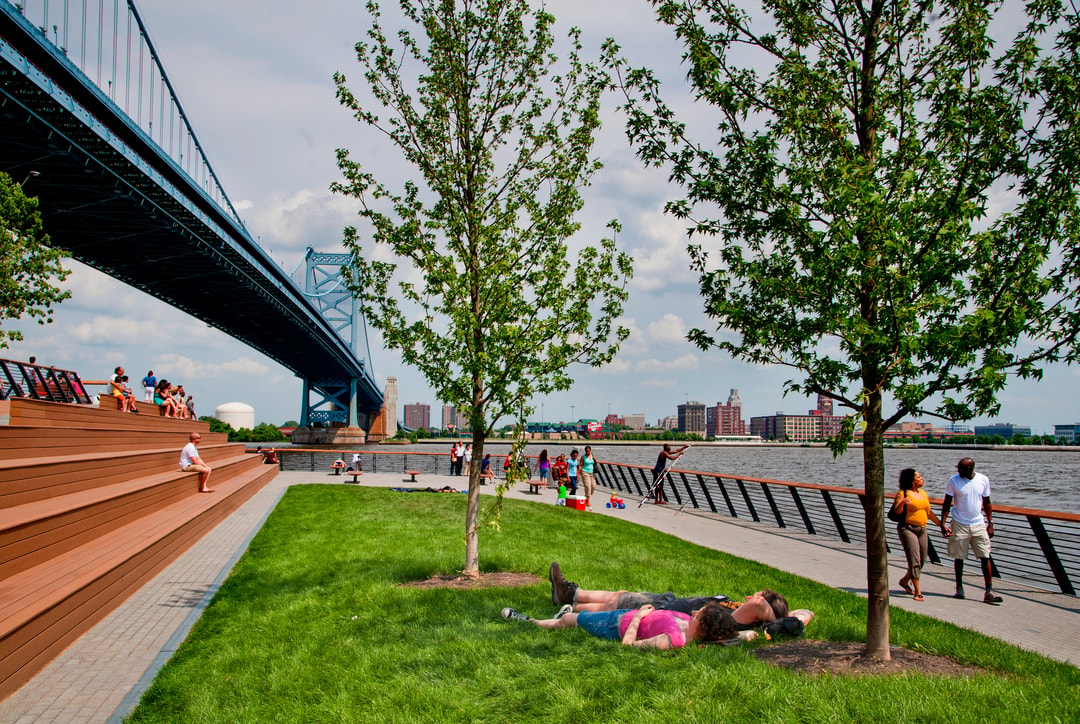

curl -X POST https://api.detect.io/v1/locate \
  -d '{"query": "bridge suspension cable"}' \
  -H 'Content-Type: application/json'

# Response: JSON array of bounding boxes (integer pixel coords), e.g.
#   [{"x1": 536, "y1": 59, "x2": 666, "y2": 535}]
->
[{"x1": 6, "y1": 0, "x2": 246, "y2": 229}]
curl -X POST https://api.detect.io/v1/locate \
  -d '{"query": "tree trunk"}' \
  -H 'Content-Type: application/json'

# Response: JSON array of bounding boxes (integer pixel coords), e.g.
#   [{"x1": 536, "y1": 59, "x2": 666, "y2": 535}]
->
[
  {"x1": 462, "y1": 428, "x2": 485, "y2": 580},
  {"x1": 861, "y1": 390, "x2": 890, "y2": 659}
]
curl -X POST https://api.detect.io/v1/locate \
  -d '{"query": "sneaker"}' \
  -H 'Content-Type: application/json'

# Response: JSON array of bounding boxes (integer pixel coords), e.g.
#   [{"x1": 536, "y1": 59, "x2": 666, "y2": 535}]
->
[
  {"x1": 555, "y1": 604, "x2": 573, "y2": 620},
  {"x1": 549, "y1": 562, "x2": 578, "y2": 605},
  {"x1": 953, "y1": 586, "x2": 966, "y2": 599},
  {"x1": 501, "y1": 607, "x2": 531, "y2": 622},
  {"x1": 983, "y1": 590, "x2": 1003, "y2": 604}
]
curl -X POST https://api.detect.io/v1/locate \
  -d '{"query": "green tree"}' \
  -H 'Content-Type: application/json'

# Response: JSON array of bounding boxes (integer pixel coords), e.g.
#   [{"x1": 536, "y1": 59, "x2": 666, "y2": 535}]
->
[
  {"x1": 333, "y1": 0, "x2": 632, "y2": 577},
  {"x1": 607, "y1": 0, "x2": 1080, "y2": 657},
  {"x1": 0, "y1": 171, "x2": 70, "y2": 347},
  {"x1": 199, "y1": 416, "x2": 235, "y2": 436}
]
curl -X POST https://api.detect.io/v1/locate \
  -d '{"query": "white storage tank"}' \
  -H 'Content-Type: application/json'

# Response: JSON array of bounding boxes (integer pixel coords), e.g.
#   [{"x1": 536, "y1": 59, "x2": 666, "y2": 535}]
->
[{"x1": 215, "y1": 401, "x2": 255, "y2": 431}]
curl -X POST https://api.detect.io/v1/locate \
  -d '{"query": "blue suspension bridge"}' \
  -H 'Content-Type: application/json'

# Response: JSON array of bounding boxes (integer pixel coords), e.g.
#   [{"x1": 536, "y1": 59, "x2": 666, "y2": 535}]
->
[{"x1": 0, "y1": 0, "x2": 386, "y2": 436}]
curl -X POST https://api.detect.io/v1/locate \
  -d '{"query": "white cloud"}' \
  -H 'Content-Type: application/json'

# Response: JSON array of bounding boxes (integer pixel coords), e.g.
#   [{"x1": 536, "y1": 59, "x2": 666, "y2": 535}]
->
[
  {"x1": 635, "y1": 354, "x2": 699, "y2": 372},
  {"x1": 645, "y1": 313, "x2": 689, "y2": 347},
  {"x1": 597, "y1": 359, "x2": 632, "y2": 374},
  {"x1": 68, "y1": 316, "x2": 173, "y2": 345},
  {"x1": 641, "y1": 378, "x2": 678, "y2": 388},
  {"x1": 627, "y1": 211, "x2": 697, "y2": 294},
  {"x1": 153, "y1": 354, "x2": 269, "y2": 380}
]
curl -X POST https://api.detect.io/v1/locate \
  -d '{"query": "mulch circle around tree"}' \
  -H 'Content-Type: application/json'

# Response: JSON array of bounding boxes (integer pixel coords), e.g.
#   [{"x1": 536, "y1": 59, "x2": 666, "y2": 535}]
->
[
  {"x1": 401, "y1": 571, "x2": 542, "y2": 590},
  {"x1": 752, "y1": 639, "x2": 990, "y2": 677}
]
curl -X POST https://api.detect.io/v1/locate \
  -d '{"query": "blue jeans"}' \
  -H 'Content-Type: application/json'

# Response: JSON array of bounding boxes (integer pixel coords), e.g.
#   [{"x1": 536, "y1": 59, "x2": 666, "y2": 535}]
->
[{"x1": 576, "y1": 610, "x2": 628, "y2": 641}]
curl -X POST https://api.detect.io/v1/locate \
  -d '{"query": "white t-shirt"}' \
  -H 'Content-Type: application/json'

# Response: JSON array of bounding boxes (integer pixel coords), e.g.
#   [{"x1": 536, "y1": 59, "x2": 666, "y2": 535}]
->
[
  {"x1": 179, "y1": 442, "x2": 200, "y2": 469},
  {"x1": 944, "y1": 472, "x2": 991, "y2": 526}
]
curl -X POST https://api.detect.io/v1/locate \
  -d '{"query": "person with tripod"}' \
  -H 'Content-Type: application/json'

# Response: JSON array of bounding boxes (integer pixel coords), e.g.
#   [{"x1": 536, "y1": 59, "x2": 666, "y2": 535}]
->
[{"x1": 651, "y1": 444, "x2": 688, "y2": 504}]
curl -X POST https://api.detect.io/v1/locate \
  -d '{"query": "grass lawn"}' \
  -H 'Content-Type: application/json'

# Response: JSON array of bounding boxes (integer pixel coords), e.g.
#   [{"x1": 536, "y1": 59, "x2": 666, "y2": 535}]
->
[{"x1": 127, "y1": 486, "x2": 1080, "y2": 723}]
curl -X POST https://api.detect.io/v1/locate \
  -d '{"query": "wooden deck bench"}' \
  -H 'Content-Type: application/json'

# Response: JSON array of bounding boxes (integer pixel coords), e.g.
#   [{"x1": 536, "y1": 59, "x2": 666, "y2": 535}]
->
[{"x1": 404, "y1": 469, "x2": 421, "y2": 483}]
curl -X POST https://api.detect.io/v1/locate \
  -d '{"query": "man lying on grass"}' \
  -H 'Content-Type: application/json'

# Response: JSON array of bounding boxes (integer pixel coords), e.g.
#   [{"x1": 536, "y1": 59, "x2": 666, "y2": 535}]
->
[
  {"x1": 548, "y1": 562, "x2": 814, "y2": 637},
  {"x1": 501, "y1": 601, "x2": 737, "y2": 649}
]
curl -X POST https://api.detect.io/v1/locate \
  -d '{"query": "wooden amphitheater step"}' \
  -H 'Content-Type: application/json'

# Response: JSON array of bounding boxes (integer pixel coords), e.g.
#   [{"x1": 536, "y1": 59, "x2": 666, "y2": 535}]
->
[
  {"x1": 0, "y1": 426, "x2": 227, "y2": 461},
  {"x1": 0, "y1": 460, "x2": 277, "y2": 702},
  {"x1": 0, "y1": 453, "x2": 264, "y2": 578},
  {"x1": 3, "y1": 398, "x2": 210, "y2": 433},
  {"x1": 0, "y1": 442, "x2": 236, "y2": 508}
]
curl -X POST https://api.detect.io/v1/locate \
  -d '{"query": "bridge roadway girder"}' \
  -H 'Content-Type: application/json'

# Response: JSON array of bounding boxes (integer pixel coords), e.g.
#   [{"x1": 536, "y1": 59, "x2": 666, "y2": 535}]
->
[{"x1": 0, "y1": 9, "x2": 382, "y2": 414}]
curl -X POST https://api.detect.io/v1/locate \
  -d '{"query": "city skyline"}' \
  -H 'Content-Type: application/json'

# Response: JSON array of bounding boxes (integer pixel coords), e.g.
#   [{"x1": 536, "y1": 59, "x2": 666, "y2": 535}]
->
[{"x1": 9, "y1": 0, "x2": 1079, "y2": 435}]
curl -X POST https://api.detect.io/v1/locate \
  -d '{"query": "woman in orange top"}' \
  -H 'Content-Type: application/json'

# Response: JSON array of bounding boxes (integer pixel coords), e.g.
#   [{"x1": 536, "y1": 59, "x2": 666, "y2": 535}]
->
[{"x1": 892, "y1": 468, "x2": 942, "y2": 601}]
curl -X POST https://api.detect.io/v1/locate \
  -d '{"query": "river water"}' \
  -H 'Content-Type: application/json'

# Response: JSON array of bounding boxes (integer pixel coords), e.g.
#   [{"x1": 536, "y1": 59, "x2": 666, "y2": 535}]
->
[{"x1": 394, "y1": 441, "x2": 1077, "y2": 514}]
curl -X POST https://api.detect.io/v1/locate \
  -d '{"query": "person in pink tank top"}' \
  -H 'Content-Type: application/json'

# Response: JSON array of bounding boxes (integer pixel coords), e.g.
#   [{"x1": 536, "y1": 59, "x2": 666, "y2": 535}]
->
[{"x1": 500, "y1": 601, "x2": 736, "y2": 649}]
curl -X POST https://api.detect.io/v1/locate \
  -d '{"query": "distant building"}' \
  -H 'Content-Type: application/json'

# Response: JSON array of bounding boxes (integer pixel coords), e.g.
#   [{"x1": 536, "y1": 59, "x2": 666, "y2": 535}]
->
[
  {"x1": 707, "y1": 389, "x2": 747, "y2": 437},
  {"x1": 441, "y1": 404, "x2": 467, "y2": 431},
  {"x1": 658, "y1": 415, "x2": 678, "y2": 430},
  {"x1": 974, "y1": 423, "x2": 1031, "y2": 439},
  {"x1": 751, "y1": 413, "x2": 821, "y2": 442},
  {"x1": 216, "y1": 401, "x2": 254, "y2": 431},
  {"x1": 677, "y1": 400, "x2": 706, "y2": 436},
  {"x1": 403, "y1": 402, "x2": 430, "y2": 430},
  {"x1": 751, "y1": 394, "x2": 843, "y2": 441},
  {"x1": 604, "y1": 413, "x2": 625, "y2": 427},
  {"x1": 624, "y1": 413, "x2": 646, "y2": 431},
  {"x1": 1054, "y1": 423, "x2": 1080, "y2": 444}
]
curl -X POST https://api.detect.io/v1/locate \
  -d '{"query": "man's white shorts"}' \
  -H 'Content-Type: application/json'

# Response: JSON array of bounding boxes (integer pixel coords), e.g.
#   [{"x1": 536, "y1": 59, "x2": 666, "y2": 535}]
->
[{"x1": 947, "y1": 522, "x2": 992, "y2": 559}]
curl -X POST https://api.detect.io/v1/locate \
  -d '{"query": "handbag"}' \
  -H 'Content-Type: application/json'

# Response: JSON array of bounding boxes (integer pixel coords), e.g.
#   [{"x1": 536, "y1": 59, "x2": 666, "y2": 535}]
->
[{"x1": 887, "y1": 491, "x2": 907, "y2": 523}]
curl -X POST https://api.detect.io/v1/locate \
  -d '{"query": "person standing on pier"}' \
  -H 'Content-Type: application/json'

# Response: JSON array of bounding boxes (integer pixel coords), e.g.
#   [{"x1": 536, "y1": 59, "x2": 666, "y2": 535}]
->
[
  {"x1": 580, "y1": 445, "x2": 597, "y2": 511},
  {"x1": 567, "y1": 449, "x2": 580, "y2": 496},
  {"x1": 939, "y1": 458, "x2": 1002, "y2": 604},
  {"x1": 892, "y1": 468, "x2": 942, "y2": 602},
  {"x1": 651, "y1": 444, "x2": 688, "y2": 504},
  {"x1": 141, "y1": 370, "x2": 156, "y2": 403}
]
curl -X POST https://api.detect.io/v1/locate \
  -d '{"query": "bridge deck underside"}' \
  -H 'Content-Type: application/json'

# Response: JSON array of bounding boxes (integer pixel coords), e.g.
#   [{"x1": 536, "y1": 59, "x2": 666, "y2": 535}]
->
[{"x1": 0, "y1": 22, "x2": 381, "y2": 410}]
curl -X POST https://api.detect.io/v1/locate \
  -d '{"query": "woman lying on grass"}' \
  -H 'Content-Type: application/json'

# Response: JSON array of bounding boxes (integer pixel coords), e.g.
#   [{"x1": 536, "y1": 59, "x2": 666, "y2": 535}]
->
[{"x1": 501, "y1": 601, "x2": 737, "y2": 649}]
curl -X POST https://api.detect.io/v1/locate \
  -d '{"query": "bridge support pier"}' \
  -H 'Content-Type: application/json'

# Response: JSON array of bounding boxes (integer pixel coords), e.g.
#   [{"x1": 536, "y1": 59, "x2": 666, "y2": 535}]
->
[{"x1": 292, "y1": 376, "x2": 396, "y2": 445}]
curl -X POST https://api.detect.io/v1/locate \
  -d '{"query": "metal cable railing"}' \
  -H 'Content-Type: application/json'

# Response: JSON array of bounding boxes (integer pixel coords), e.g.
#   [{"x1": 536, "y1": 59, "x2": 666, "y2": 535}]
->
[
  {"x1": 0, "y1": 358, "x2": 92, "y2": 404},
  {"x1": 595, "y1": 460, "x2": 1080, "y2": 597}
]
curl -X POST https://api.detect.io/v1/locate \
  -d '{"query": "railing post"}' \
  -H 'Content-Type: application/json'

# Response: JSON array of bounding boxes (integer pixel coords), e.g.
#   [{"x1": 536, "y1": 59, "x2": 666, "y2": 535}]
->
[
  {"x1": 736, "y1": 479, "x2": 760, "y2": 523},
  {"x1": 1027, "y1": 516, "x2": 1073, "y2": 594},
  {"x1": 789, "y1": 487, "x2": 815, "y2": 535},
  {"x1": 696, "y1": 474, "x2": 718, "y2": 514},
  {"x1": 716, "y1": 478, "x2": 738, "y2": 517},
  {"x1": 821, "y1": 490, "x2": 850, "y2": 543},
  {"x1": 760, "y1": 483, "x2": 785, "y2": 528}
]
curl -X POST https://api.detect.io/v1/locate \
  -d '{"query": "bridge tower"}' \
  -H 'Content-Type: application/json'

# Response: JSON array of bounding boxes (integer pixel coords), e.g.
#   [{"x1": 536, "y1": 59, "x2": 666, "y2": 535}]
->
[{"x1": 292, "y1": 248, "x2": 393, "y2": 444}]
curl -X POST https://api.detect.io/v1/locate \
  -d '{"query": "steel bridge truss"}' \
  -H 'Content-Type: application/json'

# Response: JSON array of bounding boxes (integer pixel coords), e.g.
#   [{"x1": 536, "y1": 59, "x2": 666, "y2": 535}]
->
[{"x1": 294, "y1": 249, "x2": 379, "y2": 428}]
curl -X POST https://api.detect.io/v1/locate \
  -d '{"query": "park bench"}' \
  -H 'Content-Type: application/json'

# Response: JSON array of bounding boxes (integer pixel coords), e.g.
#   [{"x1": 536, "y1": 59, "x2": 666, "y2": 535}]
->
[
  {"x1": 404, "y1": 469, "x2": 421, "y2": 483},
  {"x1": 525, "y1": 479, "x2": 547, "y2": 494},
  {"x1": 346, "y1": 470, "x2": 363, "y2": 484},
  {"x1": 330, "y1": 460, "x2": 346, "y2": 475}
]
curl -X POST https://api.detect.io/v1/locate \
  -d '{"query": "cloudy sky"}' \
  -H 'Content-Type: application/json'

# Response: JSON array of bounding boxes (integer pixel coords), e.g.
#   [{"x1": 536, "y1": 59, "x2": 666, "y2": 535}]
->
[{"x1": 11, "y1": 0, "x2": 1080, "y2": 433}]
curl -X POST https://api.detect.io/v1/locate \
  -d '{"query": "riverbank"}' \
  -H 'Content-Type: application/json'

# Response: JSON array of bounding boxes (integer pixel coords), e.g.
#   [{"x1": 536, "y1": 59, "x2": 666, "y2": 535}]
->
[{"x1": 394, "y1": 438, "x2": 1080, "y2": 452}]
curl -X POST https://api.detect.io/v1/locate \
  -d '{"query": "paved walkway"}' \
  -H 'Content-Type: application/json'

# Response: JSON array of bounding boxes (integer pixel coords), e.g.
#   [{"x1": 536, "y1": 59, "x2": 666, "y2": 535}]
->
[{"x1": 2, "y1": 470, "x2": 1077, "y2": 723}]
